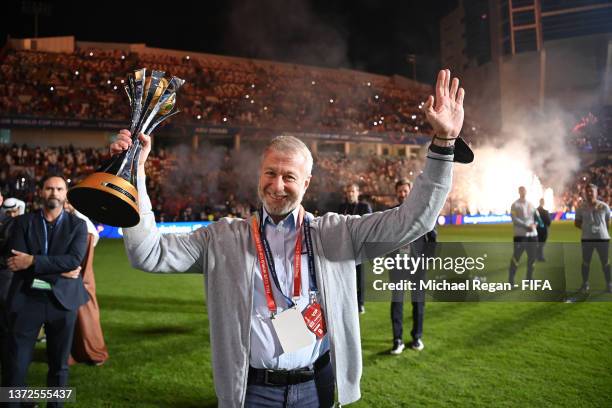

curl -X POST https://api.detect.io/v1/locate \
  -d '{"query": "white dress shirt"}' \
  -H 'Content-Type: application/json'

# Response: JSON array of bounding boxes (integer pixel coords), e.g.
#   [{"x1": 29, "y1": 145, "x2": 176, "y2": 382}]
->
[{"x1": 249, "y1": 206, "x2": 329, "y2": 369}]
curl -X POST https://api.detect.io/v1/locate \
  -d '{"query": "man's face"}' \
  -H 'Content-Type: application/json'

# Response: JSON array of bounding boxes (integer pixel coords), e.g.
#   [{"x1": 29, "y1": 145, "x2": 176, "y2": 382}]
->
[
  {"x1": 258, "y1": 150, "x2": 311, "y2": 217},
  {"x1": 585, "y1": 186, "x2": 597, "y2": 202},
  {"x1": 42, "y1": 177, "x2": 67, "y2": 210},
  {"x1": 6, "y1": 208, "x2": 19, "y2": 218},
  {"x1": 345, "y1": 186, "x2": 359, "y2": 204},
  {"x1": 396, "y1": 184, "x2": 411, "y2": 204},
  {"x1": 518, "y1": 186, "x2": 527, "y2": 199}
]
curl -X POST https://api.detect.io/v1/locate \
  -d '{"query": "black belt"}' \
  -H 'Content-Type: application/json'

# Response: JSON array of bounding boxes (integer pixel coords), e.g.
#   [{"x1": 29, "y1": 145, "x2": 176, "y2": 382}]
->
[{"x1": 248, "y1": 351, "x2": 330, "y2": 386}]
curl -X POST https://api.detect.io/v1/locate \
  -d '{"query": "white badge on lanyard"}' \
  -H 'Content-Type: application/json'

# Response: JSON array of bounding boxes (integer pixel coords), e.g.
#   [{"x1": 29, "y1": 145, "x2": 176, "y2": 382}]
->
[
  {"x1": 250, "y1": 208, "x2": 318, "y2": 353},
  {"x1": 271, "y1": 307, "x2": 314, "y2": 353}
]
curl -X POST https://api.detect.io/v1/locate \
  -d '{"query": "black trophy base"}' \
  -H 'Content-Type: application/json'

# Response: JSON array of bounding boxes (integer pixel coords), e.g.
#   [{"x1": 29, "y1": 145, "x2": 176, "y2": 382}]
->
[{"x1": 68, "y1": 172, "x2": 140, "y2": 228}]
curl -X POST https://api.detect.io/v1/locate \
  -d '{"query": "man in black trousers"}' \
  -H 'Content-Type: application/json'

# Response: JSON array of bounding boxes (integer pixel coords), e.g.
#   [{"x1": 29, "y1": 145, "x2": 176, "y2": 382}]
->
[
  {"x1": 0, "y1": 193, "x2": 22, "y2": 386},
  {"x1": 338, "y1": 183, "x2": 372, "y2": 313},
  {"x1": 536, "y1": 198, "x2": 551, "y2": 261},
  {"x1": 5, "y1": 175, "x2": 88, "y2": 404},
  {"x1": 389, "y1": 179, "x2": 437, "y2": 355}
]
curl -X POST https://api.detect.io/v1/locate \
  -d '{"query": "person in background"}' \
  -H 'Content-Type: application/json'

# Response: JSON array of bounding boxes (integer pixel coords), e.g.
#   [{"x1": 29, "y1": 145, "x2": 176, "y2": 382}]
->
[
  {"x1": 574, "y1": 184, "x2": 611, "y2": 293},
  {"x1": 508, "y1": 186, "x2": 538, "y2": 285},
  {"x1": 338, "y1": 183, "x2": 372, "y2": 313},
  {"x1": 64, "y1": 202, "x2": 109, "y2": 366},
  {"x1": 535, "y1": 198, "x2": 551, "y2": 262},
  {"x1": 389, "y1": 179, "x2": 436, "y2": 355},
  {"x1": 5, "y1": 175, "x2": 88, "y2": 403},
  {"x1": 0, "y1": 193, "x2": 24, "y2": 385},
  {"x1": 1, "y1": 197, "x2": 26, "y2": 218}
]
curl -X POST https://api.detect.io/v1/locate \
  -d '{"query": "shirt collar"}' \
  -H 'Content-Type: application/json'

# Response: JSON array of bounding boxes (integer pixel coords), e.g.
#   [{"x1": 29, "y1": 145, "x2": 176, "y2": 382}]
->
[{"x1": 262, "y1": 205, "x2": 300, "y2": 230}]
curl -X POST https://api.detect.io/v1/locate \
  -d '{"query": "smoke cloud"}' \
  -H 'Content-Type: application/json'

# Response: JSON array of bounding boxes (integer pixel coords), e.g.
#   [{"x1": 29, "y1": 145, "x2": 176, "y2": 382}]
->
[
  {"x1": 451, "y1": 108, "x2": 580, "y2": 214},
  {"x1": 225, "y1": 0, "x2": 350, "y2": 68}
]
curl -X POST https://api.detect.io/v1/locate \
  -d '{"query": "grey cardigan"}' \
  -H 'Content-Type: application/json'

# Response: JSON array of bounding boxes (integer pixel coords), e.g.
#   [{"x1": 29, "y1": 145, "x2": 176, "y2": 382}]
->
[{"x1": 123, "y1": 151, "x2": 453, "y2": 407}]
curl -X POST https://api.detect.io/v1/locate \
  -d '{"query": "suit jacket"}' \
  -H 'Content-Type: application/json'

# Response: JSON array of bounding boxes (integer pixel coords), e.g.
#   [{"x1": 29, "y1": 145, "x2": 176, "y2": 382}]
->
[
  {"x1": 536, "y1": 206, "x2": 551, "y2": 228},
  {"x1": 0, "y1": 214, "x2": 16, "y2": 269},
  {"x1": 8, "y1": 211, "x2": 89, "y2": 312},
  {"x1": 338, "y1": 201, "x2": 372, "y2": 216}
]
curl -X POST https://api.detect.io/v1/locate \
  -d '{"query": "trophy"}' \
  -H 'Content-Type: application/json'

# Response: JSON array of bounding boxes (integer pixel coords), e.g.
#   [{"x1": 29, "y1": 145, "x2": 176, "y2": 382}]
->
[{"x1": 68, "y1": 69, "x2": 185, "y2": 227}]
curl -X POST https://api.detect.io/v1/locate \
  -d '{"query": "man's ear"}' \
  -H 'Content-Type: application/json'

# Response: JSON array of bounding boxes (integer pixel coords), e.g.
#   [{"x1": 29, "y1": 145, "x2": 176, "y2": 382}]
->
[{"x1": 304, "y1": 175, "x2": 312, "y2": 191}]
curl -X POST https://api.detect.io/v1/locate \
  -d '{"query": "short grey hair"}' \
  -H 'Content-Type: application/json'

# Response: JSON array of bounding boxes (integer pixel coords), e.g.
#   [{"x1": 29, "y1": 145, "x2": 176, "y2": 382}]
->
[{"x1": 262, "y1": 135, "x2": 314, "y2": 175}]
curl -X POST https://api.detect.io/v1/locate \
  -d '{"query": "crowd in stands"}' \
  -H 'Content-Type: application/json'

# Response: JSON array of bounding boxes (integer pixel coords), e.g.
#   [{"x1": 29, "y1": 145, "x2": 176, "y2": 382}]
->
[
  {"x1": 0, "y1": 144, "x2": 109, "y2": 211},
  {"x1": 1, "y1": 45, "x2": 609, "y2": 218},
  {"x1": 569, "y1": 110, "x2": 612, "y2": 152},
  {"x1": 0, "y1": 143, "x2": 420, "y2": 221},
  {"x1": 561, "y1": 160, "x2": 611, "y2": 212},
  {"x1": 0, "y1": 48, "x2": 432, "y2": 136},
  {"x1": 2, "y1": 144, "x2": 609, "y2": 223}
]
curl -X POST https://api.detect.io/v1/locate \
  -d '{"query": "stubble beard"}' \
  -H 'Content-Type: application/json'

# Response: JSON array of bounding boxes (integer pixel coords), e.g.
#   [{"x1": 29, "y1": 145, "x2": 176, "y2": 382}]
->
[
  {"x1": 44, "y1": 198, "x2": 63, "y2": 210},
  {"x1": 258, "y1": 185, "x2": 301, "y2": 217}
]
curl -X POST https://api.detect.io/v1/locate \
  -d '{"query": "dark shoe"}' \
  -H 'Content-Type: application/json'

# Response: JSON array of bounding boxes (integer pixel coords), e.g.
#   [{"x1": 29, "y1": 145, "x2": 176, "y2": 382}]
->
[{"x1": 579, "y1": 282, "x2": 590, "y2": 294}]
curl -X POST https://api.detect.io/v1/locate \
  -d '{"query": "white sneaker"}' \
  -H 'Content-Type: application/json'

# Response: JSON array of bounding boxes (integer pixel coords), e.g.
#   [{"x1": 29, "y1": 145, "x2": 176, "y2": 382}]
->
[
  {"x1": 390, "y1": 340, "x2": 404, "y2": 355},
  {"x1": 410, "y1": 338, "x2": 424, "y2": 351}
]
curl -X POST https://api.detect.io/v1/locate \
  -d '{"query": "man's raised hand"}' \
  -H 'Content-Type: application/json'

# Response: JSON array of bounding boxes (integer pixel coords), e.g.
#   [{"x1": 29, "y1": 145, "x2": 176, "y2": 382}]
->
[
  {"x1": 109, "y1": 129, "x2": 152, "y2": 168},
  {"x1": 424, "y1": 69, "x2": 465, "y2": 142}
]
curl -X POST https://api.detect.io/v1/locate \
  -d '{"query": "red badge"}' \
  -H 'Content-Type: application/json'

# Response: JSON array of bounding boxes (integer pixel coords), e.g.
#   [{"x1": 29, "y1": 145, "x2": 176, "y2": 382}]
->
[{"x1": 302, "y1": 301, "x2": 327, "y2": 338}]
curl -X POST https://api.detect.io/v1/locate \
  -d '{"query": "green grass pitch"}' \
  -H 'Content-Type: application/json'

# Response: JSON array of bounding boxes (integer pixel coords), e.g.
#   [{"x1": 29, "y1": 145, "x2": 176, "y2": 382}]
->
[{"x1": 23, "y1": 221, "x2": 611, "y2": 407}]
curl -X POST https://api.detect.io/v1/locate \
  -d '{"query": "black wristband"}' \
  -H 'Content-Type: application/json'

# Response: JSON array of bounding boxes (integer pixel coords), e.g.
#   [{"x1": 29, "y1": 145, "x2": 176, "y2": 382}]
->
[{"x1": 429, "y1": 143, "x2": 455, "y2": 156}]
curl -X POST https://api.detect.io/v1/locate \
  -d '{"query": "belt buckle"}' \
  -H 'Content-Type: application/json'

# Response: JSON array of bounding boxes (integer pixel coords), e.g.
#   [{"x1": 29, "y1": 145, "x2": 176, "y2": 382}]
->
[
  {"x1": 262, "y1": 367, "x2": 315, "y2": 386},
  {"x1": 263, "y1": 369, "x2": 280, "y2": 386}
]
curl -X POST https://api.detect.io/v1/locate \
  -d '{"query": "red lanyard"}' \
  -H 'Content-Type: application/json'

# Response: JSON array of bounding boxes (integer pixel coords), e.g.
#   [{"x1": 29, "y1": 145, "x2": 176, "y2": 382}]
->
[{"x1": 251, "y1": 207, "x2": 304, "y2": 315}]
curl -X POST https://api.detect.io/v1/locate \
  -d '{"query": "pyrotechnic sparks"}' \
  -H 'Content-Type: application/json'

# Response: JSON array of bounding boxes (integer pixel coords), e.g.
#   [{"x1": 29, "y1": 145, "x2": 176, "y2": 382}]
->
[{"x1": 452, "y1": 141, "x2": 556, "y2": 214}]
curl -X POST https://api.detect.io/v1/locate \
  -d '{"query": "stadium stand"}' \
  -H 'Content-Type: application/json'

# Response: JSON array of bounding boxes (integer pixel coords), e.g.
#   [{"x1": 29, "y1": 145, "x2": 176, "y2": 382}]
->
[
  {"x1": 0, "y1": 42, "x2": 607, "y2": 220},
  {"x1": 0, "y1": 47, "x2": 433, "y2": 135},
  {"x1": 1, "y1": 143, "x2": 609, "y2": 220}
]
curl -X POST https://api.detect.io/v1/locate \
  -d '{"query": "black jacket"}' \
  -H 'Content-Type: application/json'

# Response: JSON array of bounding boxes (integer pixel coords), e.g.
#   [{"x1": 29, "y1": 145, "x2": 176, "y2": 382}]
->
[
  {"x1": 8, "y1": 211, "x2": 89, "y2": 311},
  {"x1": 0, "y1": 213, "x2": 16, "y2": 269},
  {"x1": 536, "y1": 206, "x2": 551, "y2": 229},
  {"x1": 338, "y1": 201, "x2": 372, "y2": 216}
]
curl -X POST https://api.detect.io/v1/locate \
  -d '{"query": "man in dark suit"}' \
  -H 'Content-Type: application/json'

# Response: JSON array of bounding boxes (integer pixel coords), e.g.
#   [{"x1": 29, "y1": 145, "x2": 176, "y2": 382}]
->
[
  {"x1": 0, "y1": 193, "x2": 22, "y2": 386},
  {"x1": 389, "y1": 179, "x2": 437, "y2": 355},
  {"x1": 5, "y1": 175, "x2": 88, "y2": 399},
  {"x1": 338, "y1": 183, "x2": 372, "y2": 313},
  {"x1": 536, "y1": 198, "x2": 551, "y2": 261}
]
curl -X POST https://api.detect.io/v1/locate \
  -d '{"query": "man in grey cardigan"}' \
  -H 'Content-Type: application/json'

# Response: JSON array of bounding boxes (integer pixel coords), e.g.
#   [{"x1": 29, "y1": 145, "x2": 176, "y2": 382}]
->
[{"x1": 112, "y1": 69, "x2": 467, "y2": 407}]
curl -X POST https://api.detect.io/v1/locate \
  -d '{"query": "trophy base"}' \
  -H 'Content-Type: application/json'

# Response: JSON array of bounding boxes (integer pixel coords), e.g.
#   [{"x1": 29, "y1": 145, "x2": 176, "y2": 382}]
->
[{"x1": 68, "y1": 173, "x2": 140, "y2": 228}]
